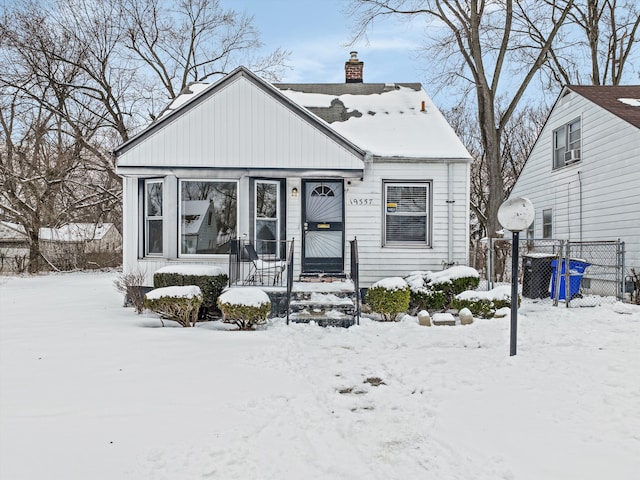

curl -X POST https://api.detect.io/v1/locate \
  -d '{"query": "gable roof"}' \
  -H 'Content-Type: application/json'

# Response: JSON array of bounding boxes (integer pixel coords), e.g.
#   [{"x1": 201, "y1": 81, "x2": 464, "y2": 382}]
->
[
  {"x1": 567, "y1": 85, "x2": 640, "y2": 129},
  {"x1": 113, "y1": 66, "x2": 365, "y2": 161},
  {"x1": 114, "y1": 66, "x2": 470, "y2": 162},
  {"x1": 274, "y1": 83, "x2": 470, "y2": 158}
]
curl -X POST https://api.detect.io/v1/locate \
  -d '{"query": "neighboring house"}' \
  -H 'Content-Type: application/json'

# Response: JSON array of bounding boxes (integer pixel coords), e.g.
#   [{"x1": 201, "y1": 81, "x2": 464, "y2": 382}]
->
[
  {"x1": 114, "y1": 53, "x2": 472, "y2": 287},
  {"x1": 0, "y1": 222, "x2": 29, "y2": 272},
  {"x1": 0, "y1": 222, "x2": 121, "y2": 272},
  {"x1": 39, "y1": 223, "x2": 122, "y2": 254},
  {"x1": 508, "y1": 85, "x2": 640, "y2": 278}
]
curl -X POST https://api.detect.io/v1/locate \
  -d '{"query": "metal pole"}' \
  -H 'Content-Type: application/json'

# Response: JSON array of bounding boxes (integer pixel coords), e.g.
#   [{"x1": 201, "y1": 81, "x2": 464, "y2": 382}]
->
[{"x1": 510, "y1": 231, "x2": 519, "y2": 357}]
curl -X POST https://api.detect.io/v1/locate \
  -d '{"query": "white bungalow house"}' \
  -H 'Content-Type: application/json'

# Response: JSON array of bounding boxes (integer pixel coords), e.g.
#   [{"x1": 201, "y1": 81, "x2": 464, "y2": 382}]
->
[
  {"x1": 508, "y1": 85, "x2": 640, "y2": 282},
  {"x1": 114, "y1": 53, "x2": 472, "y2": 287}
]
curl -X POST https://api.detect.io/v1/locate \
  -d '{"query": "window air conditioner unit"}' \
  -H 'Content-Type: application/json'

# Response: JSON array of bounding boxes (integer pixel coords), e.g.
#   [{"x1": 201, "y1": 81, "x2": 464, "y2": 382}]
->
[{"x1": 564, "y1": 149, "x2": 581, "y2": 164}]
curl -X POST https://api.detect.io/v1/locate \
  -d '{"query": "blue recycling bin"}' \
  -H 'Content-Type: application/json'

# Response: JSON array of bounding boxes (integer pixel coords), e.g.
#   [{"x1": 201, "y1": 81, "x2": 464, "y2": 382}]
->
[{"x1": 550, "y1": 259, "x2": 590, "y2": 300}]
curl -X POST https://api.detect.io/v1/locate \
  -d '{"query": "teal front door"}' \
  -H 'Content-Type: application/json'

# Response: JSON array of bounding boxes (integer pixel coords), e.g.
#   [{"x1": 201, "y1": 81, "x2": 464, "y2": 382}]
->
[{"x1": 301, "y1": 180, "x2": 344, "y2": 273}]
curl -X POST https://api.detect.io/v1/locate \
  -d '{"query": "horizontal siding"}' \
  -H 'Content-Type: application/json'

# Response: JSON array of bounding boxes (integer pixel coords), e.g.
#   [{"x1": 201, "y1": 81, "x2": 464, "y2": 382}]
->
[
  {"x1": 510, "y1": 90, "x2": 640, "y2": 271},
  {"x1": 118, "y1": 77, "x2": 364, "y2": 171},
  {"x1": 346, "y1": 161, "x2": 469, "y2": 286}
]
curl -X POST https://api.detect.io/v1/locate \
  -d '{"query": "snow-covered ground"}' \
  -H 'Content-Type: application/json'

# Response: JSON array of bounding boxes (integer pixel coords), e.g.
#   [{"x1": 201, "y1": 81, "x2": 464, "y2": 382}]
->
[{"x1": 1, "y1": 272, "x2": 639, "y2": 480}]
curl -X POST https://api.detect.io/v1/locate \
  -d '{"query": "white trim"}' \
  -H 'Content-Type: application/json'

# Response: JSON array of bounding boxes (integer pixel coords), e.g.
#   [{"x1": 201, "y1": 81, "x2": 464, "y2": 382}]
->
[
  {"x1": 178, "y1": 179, "x2": 239, "y2": 258},
  {"x1": 144, "y1": 179, "x2": 164, "y2": 257}
]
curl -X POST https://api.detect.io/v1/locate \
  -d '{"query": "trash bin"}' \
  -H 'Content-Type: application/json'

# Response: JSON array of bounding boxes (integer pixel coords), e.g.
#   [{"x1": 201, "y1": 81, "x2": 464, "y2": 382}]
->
[
  {"x1": 522, "y1": 254, "x2": 555, "y2": 299},
  {"x1": 550, "y1": 259, "x2": 590, "y2": 300}
]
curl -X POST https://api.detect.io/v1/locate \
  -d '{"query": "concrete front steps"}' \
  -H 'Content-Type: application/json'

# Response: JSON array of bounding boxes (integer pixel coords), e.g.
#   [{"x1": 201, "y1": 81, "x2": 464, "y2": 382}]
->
[{"x1": 288, "y1": 279, "x2": 357, "y2": 328}]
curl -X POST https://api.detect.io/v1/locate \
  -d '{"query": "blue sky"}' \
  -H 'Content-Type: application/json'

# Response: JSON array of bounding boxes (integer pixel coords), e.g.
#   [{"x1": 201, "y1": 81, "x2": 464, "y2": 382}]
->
[{"x1": 232, "y1": 0, "x2": 426, "y2": 84}]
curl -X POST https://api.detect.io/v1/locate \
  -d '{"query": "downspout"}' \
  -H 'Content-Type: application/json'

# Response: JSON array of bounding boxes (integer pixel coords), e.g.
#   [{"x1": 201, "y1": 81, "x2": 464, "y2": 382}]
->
[
  {"x1": 447, "y1": 162, "x2": 454, "y2": 266},
  {"x1": 577, "y1": 170, "x2": 583, "y2": 243}
]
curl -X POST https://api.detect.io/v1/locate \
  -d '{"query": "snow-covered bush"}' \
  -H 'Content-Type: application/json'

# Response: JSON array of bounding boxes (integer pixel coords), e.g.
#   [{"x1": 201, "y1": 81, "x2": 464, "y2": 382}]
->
[
  {"x1": 154, "y1": 265, "x2": 227, "y2": 319},
  {"x1": 144, "y1": 286, "x2": 203, "y2": 327},
  {"x1": 426, "y1": 266, "x2": 480, "y2": 296},
  {"x1": 405, "y1": 266, "x2": 479, "y2": 313},
  {"x1": 217, "y1": 287, "x2": 271, "y2": 330},
  {"x1": 451, "y1": 285, "x2": 516, "y2": 319},
  {"x1": 366, "y1": 277, "x2": 410, "y2": 322}
]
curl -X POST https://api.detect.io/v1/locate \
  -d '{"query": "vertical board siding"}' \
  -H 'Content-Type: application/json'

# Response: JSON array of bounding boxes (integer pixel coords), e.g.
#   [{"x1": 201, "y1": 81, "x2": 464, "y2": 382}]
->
[
  {"x1": 118, "y1": 77, "x2": 363, "y2": 171},
  {"x1": 510, "y1": 91, "x2": 640, "y2": 271}
]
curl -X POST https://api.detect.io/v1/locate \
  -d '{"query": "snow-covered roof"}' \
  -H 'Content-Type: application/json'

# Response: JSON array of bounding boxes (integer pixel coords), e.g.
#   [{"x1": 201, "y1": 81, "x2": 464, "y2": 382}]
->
[
  {"x1": 39, "y1": 223, "x2": 115, "y2": 242},
  {"x1": 274, "y1": 83, "x2": 471, "y2": 159},
  {"x1": 0, "y1": 222, "x2": 115, "y2": 242},
  {"x1": 138, "y1": 67, "x2": 471, "y2": 160},
  {"x1": 0, "y1": 222, "x2": 26, "y2": 241}
]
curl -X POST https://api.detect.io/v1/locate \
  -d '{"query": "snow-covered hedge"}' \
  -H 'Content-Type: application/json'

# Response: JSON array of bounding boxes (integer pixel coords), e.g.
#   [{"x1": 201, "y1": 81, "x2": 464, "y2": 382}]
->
[
  {"x1": 425, "y1": 266, "x2": 480, "y2": 295},
  {"x1": 217, "y1": 287, "x2": 271, "y2": 330},
  {"x1": 366, "y1": 277, "x2": 410, "y2": 322},
  {"x1": 144, "y1": 286, "x2": 203, "y2": 327},
  {"x1": 153, "y1": 265, "x2": 227, "y2": 318},
  {"x1": 451, "y1": 285, "x2": 516, "y2": 319},
  {"x1": 405, "y1": 266, "x2": 480, "y2": 313}
]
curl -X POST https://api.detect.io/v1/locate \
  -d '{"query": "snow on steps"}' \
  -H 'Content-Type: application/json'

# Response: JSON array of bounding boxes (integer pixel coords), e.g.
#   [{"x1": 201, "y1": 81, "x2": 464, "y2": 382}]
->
[{"x1": 289, "y1": 280, "x2": 357, "y2": 328}]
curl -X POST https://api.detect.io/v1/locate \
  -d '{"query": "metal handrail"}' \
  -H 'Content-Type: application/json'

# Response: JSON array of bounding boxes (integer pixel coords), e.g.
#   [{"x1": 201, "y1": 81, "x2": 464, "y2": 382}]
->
[
  {"x1": 286, "y1": 238, "x2": 295, "y2": 325},
  {"x1": 350, "y1": 237, "x2": 360, "y2": 325}
]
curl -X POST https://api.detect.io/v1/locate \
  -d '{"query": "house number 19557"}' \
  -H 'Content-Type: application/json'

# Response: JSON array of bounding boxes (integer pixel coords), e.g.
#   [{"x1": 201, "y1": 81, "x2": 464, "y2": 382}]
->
[{"x1": 349, "y1": 198, "x2": 374, "y2": 206}]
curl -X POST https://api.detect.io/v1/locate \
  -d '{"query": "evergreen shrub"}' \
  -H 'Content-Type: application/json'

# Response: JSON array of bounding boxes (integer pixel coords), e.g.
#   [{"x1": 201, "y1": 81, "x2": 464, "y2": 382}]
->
[
  {"x1": 153, "y1": 266, "x2": 228, "y2": 318},
  {"x1": 366, "y1": 277, "x2": 410, "y2": 321},
  {"x1": 144, "y1": 286, "x2": 203, "y2": 327},
  {"x1": 217, "y1": 287, "x2": 271, "y2": 330}
]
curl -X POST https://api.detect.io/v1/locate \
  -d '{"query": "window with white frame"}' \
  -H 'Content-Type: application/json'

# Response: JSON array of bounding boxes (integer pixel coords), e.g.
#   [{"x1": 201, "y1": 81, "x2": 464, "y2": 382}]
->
[
  {"x1": 542, "y1": 209, "x2": 553, "y2": 239},
  {"x1": 144, "y1": 179, "x2": 163, "y2": 255},
  {"x1": 179, "y1": 180, "x2": 237, "y2": 255},
  {"x1": 553, "y1": 118, "x2": 581, "y2": 168},
  {"x1": 383, "y1": 181, "x2": 430, "y2": 245},
  {"x1": 255, "y1": 180, "x2": 280, "y2": 255}
]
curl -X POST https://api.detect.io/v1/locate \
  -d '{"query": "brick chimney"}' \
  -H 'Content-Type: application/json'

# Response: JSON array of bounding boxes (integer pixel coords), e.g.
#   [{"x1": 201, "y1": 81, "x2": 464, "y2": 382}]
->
[{"x1": 345, "y1": 51, "x2": 363, "y2": 83}]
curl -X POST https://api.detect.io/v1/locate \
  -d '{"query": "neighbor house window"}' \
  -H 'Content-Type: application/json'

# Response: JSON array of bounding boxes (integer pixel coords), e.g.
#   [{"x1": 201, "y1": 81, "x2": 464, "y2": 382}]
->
[
  {"x1": 542, "y1": 209, "x2": 553, "y2": 238},
  {"x1": 179, "y1": 180, "x2": 237, "y2": 255},
  {"x1": 144, "y1": 179, "x2": 163, "y2": 255},
  {"x1": 526, "y1": 220, "x2": 535, "y2": 247},
  {"x1": 255, "y1": 180, "x2": 280, "y2": 255},
  {"x1": 383, "y1": 181, "x2": 430, "y2": 245},
  {"x1": 553, "y1": 118, "x2": 581, "y2": 168}
]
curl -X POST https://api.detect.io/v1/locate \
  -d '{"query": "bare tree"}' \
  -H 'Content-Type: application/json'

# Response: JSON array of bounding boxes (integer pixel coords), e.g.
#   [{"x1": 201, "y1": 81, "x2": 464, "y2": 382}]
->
[
  {"x1": 0, "y1": 0, "x2": 288, "y2": 272},
  {"x1": 350, "y1": 0, "x2": 575, "y2": 240},
  {"x1": 445, "y1": 103, "x2": 547, "y2": 241},
  {"x1": 533, "y1": 0, "x2": 640, "y2": 86},
  {"x1": 122, "y1": 0, "x2": 289, "y2": 113}
]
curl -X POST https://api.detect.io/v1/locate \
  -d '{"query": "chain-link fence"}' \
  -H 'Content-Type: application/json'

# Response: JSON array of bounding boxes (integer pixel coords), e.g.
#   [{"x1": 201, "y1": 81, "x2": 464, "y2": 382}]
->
[{"x1": 475, "y1": 238, "x2": 627, "y2": 307}]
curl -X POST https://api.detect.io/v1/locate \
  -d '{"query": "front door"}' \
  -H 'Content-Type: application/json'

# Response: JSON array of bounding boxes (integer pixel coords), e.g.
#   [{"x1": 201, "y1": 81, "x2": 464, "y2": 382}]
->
[{"x1": 302, "y1": 180, "x2": 344, "y2": 273}]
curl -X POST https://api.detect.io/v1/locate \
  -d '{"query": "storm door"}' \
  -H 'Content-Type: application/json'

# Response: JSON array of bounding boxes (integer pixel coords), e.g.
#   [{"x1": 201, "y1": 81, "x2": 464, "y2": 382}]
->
[{"x1": 302, "y1": 180, "x2": 344, "y2": 273}]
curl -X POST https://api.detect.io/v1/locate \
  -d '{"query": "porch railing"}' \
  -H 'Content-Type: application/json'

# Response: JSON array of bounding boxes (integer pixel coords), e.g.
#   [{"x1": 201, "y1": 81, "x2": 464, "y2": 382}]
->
[
  {"x1": 286, "y1": 238, "x2": 295, "y2": 325},
  {"x1": 349, "y1": 237, "x2": 361, "y2": 325},
  {"x1": 228, "y1": 238, "x2": 293, "y2": 288}
]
